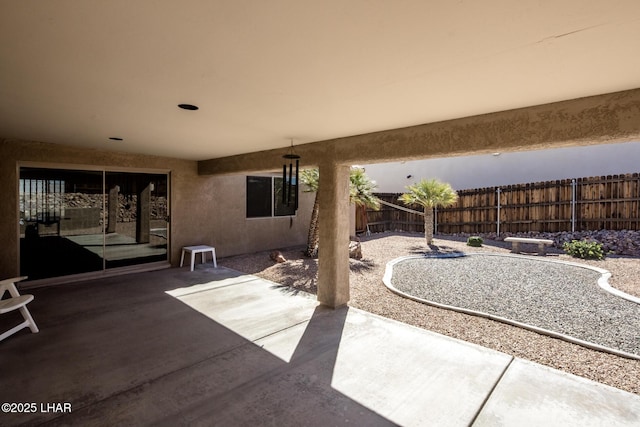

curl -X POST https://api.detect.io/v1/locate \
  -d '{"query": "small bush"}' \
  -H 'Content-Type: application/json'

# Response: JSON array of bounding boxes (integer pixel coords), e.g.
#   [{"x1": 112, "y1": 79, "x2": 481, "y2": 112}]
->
[
  {"x1": 562, "y1": 239, "x2": 605, "y2": 260},
  {"x1": 467, "y1": 236, "x2": 483, "y2": 247}
]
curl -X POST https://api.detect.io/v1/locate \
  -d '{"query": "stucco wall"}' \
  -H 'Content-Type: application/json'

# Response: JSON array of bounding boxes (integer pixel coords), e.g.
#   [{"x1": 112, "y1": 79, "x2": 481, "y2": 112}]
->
[
  {"x1": 210, "y1": 174, "x2": 314, "y2": 256},
  {"x1": 0, "y1": 139, "x2": 313, "y2": 279}
]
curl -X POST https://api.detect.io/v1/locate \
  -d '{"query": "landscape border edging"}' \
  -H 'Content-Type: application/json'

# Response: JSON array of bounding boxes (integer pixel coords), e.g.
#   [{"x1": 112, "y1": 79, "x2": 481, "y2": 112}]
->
[{"x1": 383, "y1": 253, "x2": 640, "y2": 360}]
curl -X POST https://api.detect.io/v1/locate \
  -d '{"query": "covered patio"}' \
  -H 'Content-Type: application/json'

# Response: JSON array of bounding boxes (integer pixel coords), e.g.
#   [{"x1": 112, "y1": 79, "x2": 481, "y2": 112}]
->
[
  {"x1": 2, "y1": 3, "x2": 640, "y2": 425},
  {"x1": 2, "y1": 266, "x2": 639, "y2": 426}
]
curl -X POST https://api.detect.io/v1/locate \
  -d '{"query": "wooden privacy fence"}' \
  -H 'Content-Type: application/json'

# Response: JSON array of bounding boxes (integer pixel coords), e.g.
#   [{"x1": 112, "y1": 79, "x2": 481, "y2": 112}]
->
[
  {"x1": 362, "y1": 194, "x2": 424, "y2": 233},
  {"x1": 363, "y1": 173, "x2": 640, "y2": 235}
]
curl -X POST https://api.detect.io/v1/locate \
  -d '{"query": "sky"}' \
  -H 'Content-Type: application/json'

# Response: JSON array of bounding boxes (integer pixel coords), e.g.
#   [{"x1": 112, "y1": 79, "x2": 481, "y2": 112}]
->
[{"x1": 364, "y1": 141, "x2": 640, "y2": 192}]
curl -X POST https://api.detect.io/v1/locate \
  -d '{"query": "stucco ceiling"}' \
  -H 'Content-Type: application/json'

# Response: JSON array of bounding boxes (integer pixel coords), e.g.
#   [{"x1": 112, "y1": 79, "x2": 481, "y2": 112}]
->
[{"x1": 1, "y1": 1, "x2": 640, "y2": 161}]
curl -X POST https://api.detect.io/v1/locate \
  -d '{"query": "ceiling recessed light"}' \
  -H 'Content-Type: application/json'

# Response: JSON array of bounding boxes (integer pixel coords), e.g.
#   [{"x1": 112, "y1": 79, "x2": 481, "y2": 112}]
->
[
  {"x1": 178, "y1": 104, "x2": 199, "y2": 111},
  {"x1": 109, "y1": 137, "x2": 123, "y2": 141}
]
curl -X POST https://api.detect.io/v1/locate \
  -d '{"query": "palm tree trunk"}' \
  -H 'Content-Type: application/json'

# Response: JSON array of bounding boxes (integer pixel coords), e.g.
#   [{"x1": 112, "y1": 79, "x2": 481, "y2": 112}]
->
[
  {"x1": 305, "y1": 193, "x2": 320, "y2": 257},
  {"x1": 424, "y1": 208, "x2": 434, "y2": 245}
]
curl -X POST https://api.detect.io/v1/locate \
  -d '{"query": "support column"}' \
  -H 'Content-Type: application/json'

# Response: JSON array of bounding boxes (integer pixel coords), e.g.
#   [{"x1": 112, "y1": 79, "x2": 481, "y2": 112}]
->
[
  {"x1": 317, "y1": 162, "x2": 350, "y2": 308},
  {"x1": 106, "y1": 185, "x2": 119, "y2": 234}
]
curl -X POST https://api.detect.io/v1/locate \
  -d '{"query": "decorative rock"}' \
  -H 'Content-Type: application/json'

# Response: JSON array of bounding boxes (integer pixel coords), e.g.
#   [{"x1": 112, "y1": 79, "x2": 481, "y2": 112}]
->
[
  {"x1": 349, "y1": 236, "x2": 363, "y2": 259},
  {"x1": 270, "y1": 250, "x2": 287, "y2": 263},
  {"x1": 53, "y1": 193, "x2": 167, "y2": 224}
]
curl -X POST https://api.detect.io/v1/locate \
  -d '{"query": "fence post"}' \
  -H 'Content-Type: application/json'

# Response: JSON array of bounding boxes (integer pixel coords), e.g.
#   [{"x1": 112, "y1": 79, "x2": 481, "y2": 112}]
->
[
  {"x1": 571, "y1": 179, "x2": 576, "y2": 232},
  {"x1": 496, "y1": 187, "x2": 501, "y2": 236}
]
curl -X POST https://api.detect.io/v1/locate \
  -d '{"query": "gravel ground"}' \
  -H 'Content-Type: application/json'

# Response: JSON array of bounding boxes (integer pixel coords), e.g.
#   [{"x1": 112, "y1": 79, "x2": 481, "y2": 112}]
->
[
  {"x1": 391, "y1": 255, "x2": 640, "y2": 356},
  {"x1": 220, "y1": 232, "x2": 640, "y2": 395}
]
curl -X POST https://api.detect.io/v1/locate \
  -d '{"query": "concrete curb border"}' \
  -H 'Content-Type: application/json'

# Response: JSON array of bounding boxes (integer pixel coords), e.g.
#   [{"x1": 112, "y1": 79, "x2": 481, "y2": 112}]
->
[{"x1": 382, "y1": 253, "x2": 640, "y2": 361}]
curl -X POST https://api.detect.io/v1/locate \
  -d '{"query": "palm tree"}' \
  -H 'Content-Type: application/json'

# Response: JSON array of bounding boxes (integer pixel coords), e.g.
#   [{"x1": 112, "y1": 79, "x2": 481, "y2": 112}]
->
[
  {"x1": 300, "y1": 169, "x2": 320, "y2": 257},
  {"x1": 399, "y1": 178, "x2": 458, "y2": 245},
  {"x1": 300, "y1": 167, "x2": 380, "y2": 257}
]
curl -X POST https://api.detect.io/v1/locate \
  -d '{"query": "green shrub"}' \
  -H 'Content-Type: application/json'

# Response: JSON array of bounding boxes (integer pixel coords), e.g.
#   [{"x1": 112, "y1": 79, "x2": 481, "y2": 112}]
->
[
  {"x1": 562, "y1": 239, "x2": 605, "y2": 260},
  {"x1": 467, "y1": 236, "x2": 483, "y2": 247}
]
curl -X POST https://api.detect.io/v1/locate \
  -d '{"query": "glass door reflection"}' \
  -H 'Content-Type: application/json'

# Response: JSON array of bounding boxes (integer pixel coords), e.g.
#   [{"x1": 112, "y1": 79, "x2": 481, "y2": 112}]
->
[
  {"x1": 104, "y1": 172, "x2": 168, "y2": 268},
  {"x1": 19, "y1": 167, "x2": 104, "y2": 279}
]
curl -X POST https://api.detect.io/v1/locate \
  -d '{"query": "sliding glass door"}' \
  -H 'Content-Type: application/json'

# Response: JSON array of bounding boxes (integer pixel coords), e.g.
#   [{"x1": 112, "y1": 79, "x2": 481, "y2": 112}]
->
[{"x1": 19, "y1": 166, "x2": 168, "y2": 281}]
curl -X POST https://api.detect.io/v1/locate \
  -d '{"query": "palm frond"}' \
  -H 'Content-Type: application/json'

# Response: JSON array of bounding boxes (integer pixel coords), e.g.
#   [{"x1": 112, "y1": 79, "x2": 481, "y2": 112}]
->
[
  {"x1": 350, "y1": 167, "x2": 381, "y2": 210},
  {"x1": 398, "y1": 178, "x2": 458, "y2": 209},
  {"x1": 299, "y1": 167, "x2": 381, "y2": 209},
  {"x1": 299, "y1": 168, "x2": 319, "y2": 192}
]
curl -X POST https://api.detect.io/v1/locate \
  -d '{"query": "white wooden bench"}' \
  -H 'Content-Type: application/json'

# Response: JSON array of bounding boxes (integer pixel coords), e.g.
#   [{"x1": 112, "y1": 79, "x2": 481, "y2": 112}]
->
[{"x1": 504, "y1": 237, "x2": 554, "y2": 255}]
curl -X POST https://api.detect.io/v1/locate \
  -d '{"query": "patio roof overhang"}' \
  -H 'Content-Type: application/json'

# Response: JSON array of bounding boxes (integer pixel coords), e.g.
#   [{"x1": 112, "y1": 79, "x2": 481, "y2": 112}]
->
[{"x1": 198, "y1": 88, "x2": 640, "y2": 175}]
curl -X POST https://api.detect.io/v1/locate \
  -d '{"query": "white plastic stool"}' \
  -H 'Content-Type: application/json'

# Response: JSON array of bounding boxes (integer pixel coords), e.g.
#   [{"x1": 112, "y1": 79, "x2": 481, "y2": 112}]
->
[
  {"x1": 180, "y1": 245, "x2": 217, "y2": 271},
  {"x1": 1, "y1": 276, "x2": 39, "y2": 342}
]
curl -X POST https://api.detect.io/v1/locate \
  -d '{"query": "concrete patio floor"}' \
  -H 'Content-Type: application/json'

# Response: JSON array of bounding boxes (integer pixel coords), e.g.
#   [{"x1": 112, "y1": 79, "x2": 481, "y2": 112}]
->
[{"x1": 1, "y1": 265, "x2": 639, "y2": 426}]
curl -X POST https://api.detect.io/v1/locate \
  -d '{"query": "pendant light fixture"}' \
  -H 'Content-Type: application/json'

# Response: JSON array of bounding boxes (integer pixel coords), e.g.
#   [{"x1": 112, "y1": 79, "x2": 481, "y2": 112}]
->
[{"x1": 282, "y1": 140, "x2": 300, "y2": 209}]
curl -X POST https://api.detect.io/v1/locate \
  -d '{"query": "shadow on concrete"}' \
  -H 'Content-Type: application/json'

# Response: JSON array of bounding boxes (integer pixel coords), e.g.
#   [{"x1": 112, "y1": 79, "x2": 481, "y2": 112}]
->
[{"x1": 0, "y1": 269, "x2": 395, "y2": 426}]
